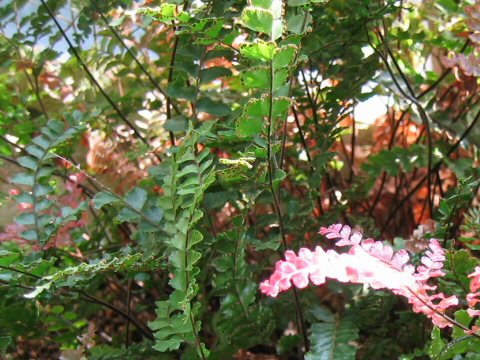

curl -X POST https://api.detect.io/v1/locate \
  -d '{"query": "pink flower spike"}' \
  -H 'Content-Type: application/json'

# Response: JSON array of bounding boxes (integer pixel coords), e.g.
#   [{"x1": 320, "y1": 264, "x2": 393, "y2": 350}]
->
[
  {"x1": 469, "y1": 266, "x2": 480, "y2": 293},
  {"x1": 468, "y1": 309, "x2": 480, "y2": 318},
  {"x1": 259, "y1": 280, "x2": 278, "y2": 297},
  {"x1": 319, "y1": 224, "x2": 353, "y2": 246},
  {"x1": 260, "y1": 224, "x2": 459, "y2": 329}
]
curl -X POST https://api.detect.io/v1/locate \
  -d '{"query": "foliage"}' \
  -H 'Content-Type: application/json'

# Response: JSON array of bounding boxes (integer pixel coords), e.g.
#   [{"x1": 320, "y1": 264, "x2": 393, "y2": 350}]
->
[{"x1": 0, "y1": 0, "x2": 479, "y2": 358}]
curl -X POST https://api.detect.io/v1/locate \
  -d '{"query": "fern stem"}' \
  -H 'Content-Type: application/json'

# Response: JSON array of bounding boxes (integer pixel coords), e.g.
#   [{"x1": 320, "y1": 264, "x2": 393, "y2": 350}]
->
[
  {"x1": 267, "y1": 61, "x2": 309, "y2": 354},
  {"x1": 381, "y1": 106, "x2": 480, "y2": 233},
  {"x1": 125, "y1": 278, "x2": 133, "y2": 348},
  {"x1": 39, "y1": 0, "x2": 161, "y2": 162},
  {"x1": 90, "y1": 0, "x2": 180, "y2": 115},
  {"x1": 0, "y1": 265, "x2": 154, "y2": 340},
  {"x1": 406, "y1": 287, "x2": 480, "y2": 339}
]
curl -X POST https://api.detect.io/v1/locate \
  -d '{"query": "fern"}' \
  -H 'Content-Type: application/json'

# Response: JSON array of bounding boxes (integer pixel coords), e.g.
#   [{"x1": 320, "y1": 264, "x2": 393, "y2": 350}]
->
[
  {"x1": 462, "y1": 207, "x2": 480, "y2": 237},
  {"x1": 23, "y1": 253, "x2": 162, "y2": 298},
  {"x1": 149, "y1": 125, "x2": 215, "y2": 358},
  {"x1": 211, "y1": 223, "x2": 274, "y2": 357},
  {"x1": 306, "y1": 313, "x2": 359, "y2": 360},
  {"x1": 11, "y1": 115, "x2": 86, "y2": 246}
]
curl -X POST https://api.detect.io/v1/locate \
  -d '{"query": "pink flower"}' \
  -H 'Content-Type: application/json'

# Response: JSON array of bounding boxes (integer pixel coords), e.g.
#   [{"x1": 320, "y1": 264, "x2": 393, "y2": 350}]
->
[
  {"x1": 260, "y1": 224, "x2": 459, "y2": 328},
  {"x1": 18, "y1": 202, "x2": 33, "y2": 210},
  {"x1": 9, "y1": 188, "x2": 20, "y2": 196},
  {"x1": 466, "y1": 267, "x2": 480, "y2": 318},
  {"x1": 469, "y1": 266, "x2": 480, "y2": 293}
]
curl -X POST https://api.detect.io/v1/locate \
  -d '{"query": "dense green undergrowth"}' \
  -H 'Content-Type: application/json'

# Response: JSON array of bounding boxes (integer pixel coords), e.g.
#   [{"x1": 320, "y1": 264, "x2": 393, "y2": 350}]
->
[{"x1": 0, "y1": 0, "x2": 479, "y2": 358}]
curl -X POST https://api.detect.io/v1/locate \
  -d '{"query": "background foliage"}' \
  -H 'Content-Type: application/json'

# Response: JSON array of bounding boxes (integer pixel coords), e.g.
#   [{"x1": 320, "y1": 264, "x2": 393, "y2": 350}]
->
[{"x1": 0, "y1": 0, "x2": 479, "y2": 358}]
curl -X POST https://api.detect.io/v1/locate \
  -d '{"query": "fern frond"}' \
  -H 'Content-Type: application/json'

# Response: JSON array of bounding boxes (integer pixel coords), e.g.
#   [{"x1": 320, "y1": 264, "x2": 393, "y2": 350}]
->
[
  {"x1": 150, "y1": 127, "x2": 215, "y2": 358},
  {"x1": 306, "y1": 313, "x2": 359, "y2": 360},
  {"x1": 11, "y1": 117, "x2": 86, "y2": 246}
]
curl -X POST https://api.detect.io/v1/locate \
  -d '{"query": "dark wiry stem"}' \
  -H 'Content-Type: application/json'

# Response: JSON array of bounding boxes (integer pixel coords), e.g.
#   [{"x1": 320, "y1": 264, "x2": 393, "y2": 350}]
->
[
  {"x1": 267, "y1": 61, "x2": 309, "y2": 354},
  {"x1": 381, "y1": 107, "x2": 480, "y2": 232},
  {"x1": 40, "y1": 0, "x2": 161, "y2": 162}
]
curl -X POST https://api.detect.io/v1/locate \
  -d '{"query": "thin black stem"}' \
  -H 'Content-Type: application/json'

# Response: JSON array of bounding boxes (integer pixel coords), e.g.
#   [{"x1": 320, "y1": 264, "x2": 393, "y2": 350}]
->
[
  {"x1": 1, "y1": 261, "x2": 153, "y2": 339},
  {"x1": 90, "y1": 0, "x2": 180, "y2": 116},
  {"x1": 406, "y1": 287, "x2": 480, "y2": 339},
  {"x1": 39, "y1": 0, "x2": 160, "y2": 161},
  {"x1": 372, "y1": 31, "x2": 433, "y2": 216},
  {"x1": 368, "y1": 109, "x2": 409, "y2": 216},
  {"x1": 125, "y1": 278, "x2": 133, "y2": 348},
  {"x1": 381, "y1": 107, "x2": 480, "y2": 232},
  {"x1": 348, "y1": 114, "x2": 356, "y2": 183},
  {"x1": 79, "y1": 290, "x2": 154, "y2": 340},
  {"x1": 51, "y1": 153, "x2": 166, "y2": 234},
  {"x1": 164, "y1": 0, "x2": 189, "y2": 146},
  {"x1": 267, "y1": 61, "x2": 308, "y2": 354},
  {"x1": 417, "y1": 39, "x2": 470, "y2": 100}
]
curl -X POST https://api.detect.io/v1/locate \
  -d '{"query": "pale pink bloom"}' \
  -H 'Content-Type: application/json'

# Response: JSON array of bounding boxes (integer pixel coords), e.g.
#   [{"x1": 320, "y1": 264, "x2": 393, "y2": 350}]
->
[
  {"x1": 9, "y1": 188, "x2": 20, "y2": 196},
  {"x1": 468, "y1": 309, "x2": 480, "y2": 318},
  {"x1": 466, "y1": 267, "x2": 480, "y2": 319},
  {"x1": 260, "y1": 224, "x2": 459, "y2": 328},
  {"x1": 18, "y1": 202, "x2": 33, "y2": 210},
  {"x1": 469, "y1": 266, "x2": 480, "y2": 292}
]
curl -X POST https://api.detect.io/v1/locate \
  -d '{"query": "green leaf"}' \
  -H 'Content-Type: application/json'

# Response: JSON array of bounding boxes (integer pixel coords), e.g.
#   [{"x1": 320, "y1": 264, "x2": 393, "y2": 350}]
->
[
  {"x1": 24, "y1": 282, "x2": 52, "y2": 299},
  {"x1": 289, "y1": 0, "x2": 327, "y2": 5},
  {"x1": 452, "y1": 310, "x2": 473, "y2": 340},
  {"x1": 188, "y1": 230, "x2": 204, "y2": 249},
  {"x1": 277, "y1": 335, "x2": 302, "y2": 355},
  {"x1": 197, "y1": 98, "x2": 231, "y2": 116},
  {"x1": 241, "y1": 67, "x2": 270, "y2": 89},
  {"x1": 273, "y1": 169, "x2": 287, "y2": 188},
  {"x1": 288, "y1": 0, "x2": 309, "y2": 4},
  {"x1": 306, "y1": 314, "x2": 358, "y2": 360},
  {"x1": 92, "y1": 191, "x2": 118, "y2": 209},
  {"x1": 273, "y1": 45, "x2": 297, "y2": 69},
  {"x1": 249, "y1": 236, "x2": 281, "y2": 251},
  {"x1": 137, "y1": 4, "x2": 178, "y2": 23},
  {"x1": 116, "y1": 208, "x2": 139, "y2": 223},
  {"x1": 240, "y1": 40, "x2": 276, "y2": 61},
  {"x1": 10, "y1": 173, "x2": 35, "y2": 186},
  {"x1": 242, "y1": 6, "x2": 282, "y2": 39},
  {"x1": 447, "y1": 250, "x2": 477, "y2": 291},
  {"x1": 109, "y1": 15, "x2": 126, "y2": 27},
  {"x1": 166, "y1": 83, "x2": 196, "y2": 101},
  {"x1": 200, "y1": 67, "x2": 232, "y2": 84},
  {"x1": 428, "y1": 327, "x2": 446, "y2": 358},
  {"x1": 125, "y1": 187, "x2": 147, "y2": 210},
  {"x1": 235, "y1": 96, "x2": 291, "y2": 137},
  {"x1": 249, "y1": 0, "x2": 272, "y2": 8},
  {"x1": 16, "y1": 213, "x2": 35, "y2": 226},
  {"x1": 164, "y1": 116, "x2": 189, "y2": 133},
  {"x1": 0, "y1": 336, "x2": 11, "y2": 354},
  {"x1": 26, "y1": 145, "x2": 45, "y2": 158},
  {"x1": 17, "y1": 156, "x2": 38, "y2": 171},
  {"x1": 236, "y1": 116, "x2": 263, "y2": 138},
  {"x1": 286, "y1": 9, "x2": 312, "y2": 34}
]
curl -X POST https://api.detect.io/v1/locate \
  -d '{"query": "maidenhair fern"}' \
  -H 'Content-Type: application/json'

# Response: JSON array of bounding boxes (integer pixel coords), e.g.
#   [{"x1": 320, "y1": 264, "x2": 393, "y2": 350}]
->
[
  {"x1": 212, "y1": 220, "x2": 275, "y2": 357},
  {"x1": 149, "y1": 124, "x2": 215, "y2": 358},
  {"x1": 11, "y1": 115, "x2": 87, "y2": 247}
]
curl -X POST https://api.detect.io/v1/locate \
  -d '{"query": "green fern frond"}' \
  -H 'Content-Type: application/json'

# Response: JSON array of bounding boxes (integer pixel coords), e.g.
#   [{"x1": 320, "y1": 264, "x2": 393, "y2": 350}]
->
[
  {"x1": 150, "y1": 127, "x2": 215, "y2": 358},
  {"x1": 306, "y1": 313, "x2": 359, "y2": 360},
  {"x1": 11, "y1": 116, "x2": 86, "y2": 246}
]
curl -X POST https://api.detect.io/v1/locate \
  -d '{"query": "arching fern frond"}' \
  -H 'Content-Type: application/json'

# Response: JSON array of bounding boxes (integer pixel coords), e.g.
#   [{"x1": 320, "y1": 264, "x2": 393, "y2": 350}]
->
[
  {"x1": 10, "y1": 115, "x2": 86, "y2": 247},
  {"x1": 149, "y1": 124, "x2": 215, "y2": 358}
]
